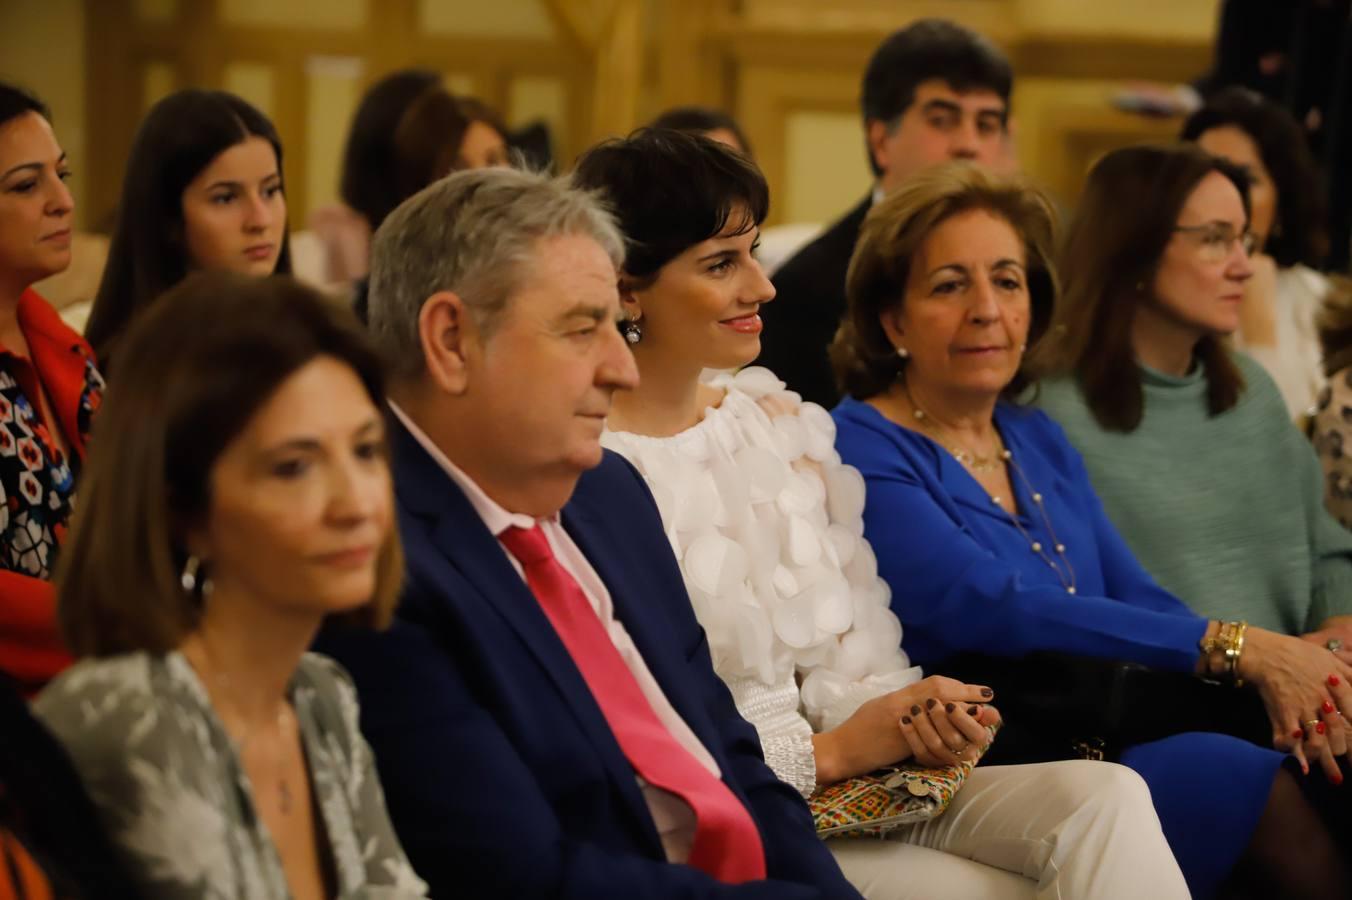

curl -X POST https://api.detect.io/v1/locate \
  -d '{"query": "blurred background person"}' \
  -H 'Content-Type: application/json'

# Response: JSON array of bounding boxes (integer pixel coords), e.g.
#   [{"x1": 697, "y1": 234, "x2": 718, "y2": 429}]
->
[
  {"x1": 85, "y1": 89, "x2": 291, "y2": 370},
  {"x1": 314, "y1": 69, "x2": 440, "y2": 287},
  {"x1": 1182, "y1": 86, "x2": 1331, "y2": 419},
  {"x1": 0, "y1": 82, "x2": 103, "y2": 693},
  {"x1": 758, "y1": 19, "x2": 1014, "y2": 409},
  {"x1": 648, "y1": 105, "x2": 752, "y2": 156}
]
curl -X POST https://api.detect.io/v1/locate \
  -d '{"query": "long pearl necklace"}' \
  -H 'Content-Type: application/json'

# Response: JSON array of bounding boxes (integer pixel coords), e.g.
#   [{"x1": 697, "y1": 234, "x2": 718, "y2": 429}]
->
[{"x1": 905, "y1": 389, "x2": 1079, "y2": 595}]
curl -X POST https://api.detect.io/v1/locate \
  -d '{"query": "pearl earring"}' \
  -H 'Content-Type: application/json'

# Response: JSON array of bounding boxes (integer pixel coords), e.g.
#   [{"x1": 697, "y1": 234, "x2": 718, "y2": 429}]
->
[{"x1": 896, "y1": 347, "x2": 910, "y2": 359}]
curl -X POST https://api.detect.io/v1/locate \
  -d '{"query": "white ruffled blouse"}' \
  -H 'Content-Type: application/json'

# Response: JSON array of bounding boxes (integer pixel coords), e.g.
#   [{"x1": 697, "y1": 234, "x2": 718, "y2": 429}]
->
[{"x1": 602, "y1": 367, "x2": 921, "y2": 797}]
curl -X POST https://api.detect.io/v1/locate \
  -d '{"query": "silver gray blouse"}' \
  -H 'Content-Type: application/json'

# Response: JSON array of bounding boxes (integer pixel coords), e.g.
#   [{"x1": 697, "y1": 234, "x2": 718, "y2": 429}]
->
[{"x1": 35, "y1": 651, "x2": 428, "y2": 899}]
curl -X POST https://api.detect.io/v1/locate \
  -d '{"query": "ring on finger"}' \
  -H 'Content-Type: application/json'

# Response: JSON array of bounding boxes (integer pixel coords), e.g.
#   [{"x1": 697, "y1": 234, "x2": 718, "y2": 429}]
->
[
  {"x1": 1304, "y1": 718, "x2": 1323, "y2": 735},
  {"x1": 1328, "y1": 638, "x2": 1344, "y2": 653}
]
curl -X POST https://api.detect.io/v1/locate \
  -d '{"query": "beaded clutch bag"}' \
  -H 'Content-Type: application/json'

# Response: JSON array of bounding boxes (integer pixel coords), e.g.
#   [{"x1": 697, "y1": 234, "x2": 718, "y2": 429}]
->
[{"x1": 808, "y1": 723, "x2": 999, "y2": 839}]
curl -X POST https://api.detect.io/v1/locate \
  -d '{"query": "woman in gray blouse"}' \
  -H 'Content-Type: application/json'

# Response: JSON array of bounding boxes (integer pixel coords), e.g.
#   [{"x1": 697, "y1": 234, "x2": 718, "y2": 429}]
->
[{"x1": 35, "y1": 273, "x2": 427, "y2": 899}]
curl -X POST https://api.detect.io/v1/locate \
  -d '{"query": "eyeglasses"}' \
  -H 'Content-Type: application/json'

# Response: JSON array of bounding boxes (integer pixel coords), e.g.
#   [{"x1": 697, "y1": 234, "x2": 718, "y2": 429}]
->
[{"x1": 1172, "y1": 223, "x2": 1258, "y2": 262}]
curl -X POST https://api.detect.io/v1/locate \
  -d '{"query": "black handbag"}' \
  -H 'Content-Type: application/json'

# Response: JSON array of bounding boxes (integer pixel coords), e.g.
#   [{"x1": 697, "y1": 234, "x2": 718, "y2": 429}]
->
[{"x1": 938, "y1": 651, "x2": 1271, "y2": 764}]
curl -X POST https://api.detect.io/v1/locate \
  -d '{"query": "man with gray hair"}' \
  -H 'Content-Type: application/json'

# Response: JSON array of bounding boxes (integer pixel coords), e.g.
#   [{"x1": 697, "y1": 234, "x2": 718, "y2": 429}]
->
[{"x1": 318, "y1": 167, "x2": 863, "y2": 900}]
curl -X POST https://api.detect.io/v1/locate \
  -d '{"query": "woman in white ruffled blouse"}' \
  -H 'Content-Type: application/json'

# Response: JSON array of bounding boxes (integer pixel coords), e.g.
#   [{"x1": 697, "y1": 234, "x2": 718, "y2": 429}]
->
[{"x1": 573, "y1": 129, "x2": 1189, "y2": 900}]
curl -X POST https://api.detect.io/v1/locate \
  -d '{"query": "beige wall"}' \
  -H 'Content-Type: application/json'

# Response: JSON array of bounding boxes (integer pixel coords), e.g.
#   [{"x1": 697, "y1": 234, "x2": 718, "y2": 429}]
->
[
  {"x1": 0, "y1": 0, "x2": 1222, "y2": 234},
  {"x1": 0, "y1": 0, "x2": 88, "y2": 228}
]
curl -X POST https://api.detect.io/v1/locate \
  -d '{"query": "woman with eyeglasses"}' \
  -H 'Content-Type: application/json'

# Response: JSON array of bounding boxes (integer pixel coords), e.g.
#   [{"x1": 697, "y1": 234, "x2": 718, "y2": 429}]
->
[{"x1": 1035, "y1": 143, "x2": 1352, "y2": 667}]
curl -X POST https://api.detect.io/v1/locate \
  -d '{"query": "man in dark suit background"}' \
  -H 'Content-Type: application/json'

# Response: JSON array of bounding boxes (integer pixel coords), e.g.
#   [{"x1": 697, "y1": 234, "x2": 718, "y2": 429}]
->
[
  {"x1": 317, "y1": 167, "x2": 863, "y2": 899},
  {"x1": 757, "y1": 19, "x2": 1015, "y2": 408}
]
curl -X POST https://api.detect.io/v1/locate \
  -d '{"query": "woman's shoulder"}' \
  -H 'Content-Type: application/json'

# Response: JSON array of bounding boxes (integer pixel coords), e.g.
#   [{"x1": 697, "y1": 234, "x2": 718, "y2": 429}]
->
[
  {"x1": 293, "y1": 652, "x2": 364, "y2": 746},
  {"x1": 34, "y1": 653, "x2": 186, "y2": 762}
]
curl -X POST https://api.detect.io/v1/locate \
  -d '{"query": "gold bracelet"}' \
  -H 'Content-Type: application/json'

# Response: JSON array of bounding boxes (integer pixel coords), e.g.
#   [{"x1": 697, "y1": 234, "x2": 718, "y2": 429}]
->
[
  {"x1": 1225, "y1": 621, "x2": 1248, "y2": 687},
  {"x1": 1199, "y1": 620, "x2": 1226, "y2": 655}
]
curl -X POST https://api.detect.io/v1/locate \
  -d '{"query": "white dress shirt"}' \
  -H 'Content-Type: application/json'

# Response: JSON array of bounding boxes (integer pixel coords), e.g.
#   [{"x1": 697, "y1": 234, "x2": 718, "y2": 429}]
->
[{"x1": 390, "y1": 404, "x2": 720, "y2": 864}]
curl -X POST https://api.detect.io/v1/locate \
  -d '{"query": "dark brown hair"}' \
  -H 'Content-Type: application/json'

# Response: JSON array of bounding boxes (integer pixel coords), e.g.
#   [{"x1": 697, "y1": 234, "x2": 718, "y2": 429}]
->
[
  {"x1": 391, "y1": 89, "x2": 507, "y2": 212},
  {"x1": 339, "y1": 68, "x2": 441, "y2": 230},
  {"x1": 572, "y1": 128, "x2": 769, "y2": 285},
  {"x1": 86, "y1": 89, "x2": 293, "y2": 369},
  {"x1": 1181, "y1": 87, "x2": 1328, "y2": 268},
  {"x1": 1032, "y1": 144, "x2": 1251, "y2": 432},
  {"x1": 832, "y1": 162, "x2": 1058, "y2": 401},
  {"x1": 58, "y1": 273, "x2": 402, "y2": 657}
]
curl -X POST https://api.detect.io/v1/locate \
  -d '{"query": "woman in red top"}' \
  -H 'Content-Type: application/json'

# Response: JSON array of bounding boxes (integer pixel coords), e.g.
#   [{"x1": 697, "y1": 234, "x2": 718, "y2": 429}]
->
[{"x1": 0, "y1": 83, "x2": 104, "y2": 692}]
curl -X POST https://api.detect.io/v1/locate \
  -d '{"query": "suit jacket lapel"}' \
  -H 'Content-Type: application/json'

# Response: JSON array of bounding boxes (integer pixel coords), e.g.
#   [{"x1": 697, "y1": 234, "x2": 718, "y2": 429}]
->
[
  {"x1": 561, "y1": 492, "x2": 719, "y2": 766},
  {"x1": 389, "y1": 419, "x2": 660, "y2": 845}
]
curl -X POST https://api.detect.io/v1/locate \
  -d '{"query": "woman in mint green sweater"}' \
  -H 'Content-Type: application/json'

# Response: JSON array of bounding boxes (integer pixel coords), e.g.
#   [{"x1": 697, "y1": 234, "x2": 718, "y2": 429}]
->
[{"x1": 1034, "y1": 143, "x2": 1352, "y2": 671}]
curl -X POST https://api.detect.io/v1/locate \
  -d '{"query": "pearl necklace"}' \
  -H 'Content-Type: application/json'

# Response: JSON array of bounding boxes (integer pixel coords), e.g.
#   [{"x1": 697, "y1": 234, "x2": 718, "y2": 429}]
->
[
  {"x1": 905, "y1": 390, "x2": 1079, "y2": 594},
  {"x1": 992, "y1": 450, "x2": 1079, "y2": 595}
]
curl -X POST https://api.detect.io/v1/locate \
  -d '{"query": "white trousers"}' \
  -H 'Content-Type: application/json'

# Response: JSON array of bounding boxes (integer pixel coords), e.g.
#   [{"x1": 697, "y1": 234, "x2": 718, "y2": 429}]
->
[{"x1": 830, "y1": 760, "x2": 1190, "y2": 900}]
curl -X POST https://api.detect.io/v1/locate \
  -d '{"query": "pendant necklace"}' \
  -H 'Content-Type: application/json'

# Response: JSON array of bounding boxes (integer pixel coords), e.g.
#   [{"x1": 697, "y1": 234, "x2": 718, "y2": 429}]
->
[{"x1": 196, "y1": 637, "x2": 296, "y2": 815}]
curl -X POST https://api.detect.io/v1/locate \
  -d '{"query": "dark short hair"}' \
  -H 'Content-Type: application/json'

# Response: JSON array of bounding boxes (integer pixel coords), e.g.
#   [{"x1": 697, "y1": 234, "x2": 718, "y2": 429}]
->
[
  {"x1": 86, "y1": 89, "x2": 292, "y2": 368},
  {"x1": 1181, "y1": 86, "x2": 1328, "y2": 268},
  {"x1": 571, "y1": 128, "x2": 769, "y2": 283},
  {"x1": 647, "y1": 106, "x2": 752, "y2": 156},
  {"x1": 58, "y1": 273, "x2": 402, "y2": 657},
  {"x1": 1033, "y1": 144, "x2": 1251, "y2": 432},
  {"x1": 833, "y1": 163, "x2": 1058, "y2": 401},
  {"x1": 0, "y1": 82, "x2": 49, "y2": 131},
  {"x1": 339, "y1": 68, "x2": 441, "y2": 230},
  {"x1": 861, "y1": 18, "x2": 1013, "y2": 176}
]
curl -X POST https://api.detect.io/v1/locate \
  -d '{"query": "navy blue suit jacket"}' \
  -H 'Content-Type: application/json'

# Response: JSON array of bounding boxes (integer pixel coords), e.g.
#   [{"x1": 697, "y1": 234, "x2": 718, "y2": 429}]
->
[{"x1": 317, "y1": 419, "x2": 861, "y2": 899}]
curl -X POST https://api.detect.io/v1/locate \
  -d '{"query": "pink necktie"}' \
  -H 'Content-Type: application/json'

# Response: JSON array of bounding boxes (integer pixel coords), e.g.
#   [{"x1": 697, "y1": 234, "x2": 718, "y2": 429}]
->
[{"x1": 499, "y1": 524, "x2": 767, "y2": 883}]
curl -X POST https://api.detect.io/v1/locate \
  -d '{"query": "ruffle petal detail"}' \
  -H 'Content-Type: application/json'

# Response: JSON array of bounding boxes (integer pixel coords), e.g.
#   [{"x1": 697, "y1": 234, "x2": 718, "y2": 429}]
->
[{"x1": 601, "y1": 375, "x2": 916, "y2": 735}]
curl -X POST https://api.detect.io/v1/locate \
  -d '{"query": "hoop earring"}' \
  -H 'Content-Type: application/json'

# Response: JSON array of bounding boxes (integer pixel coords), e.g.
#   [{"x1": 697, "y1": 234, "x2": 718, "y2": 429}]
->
[
  {"x1": 620, "y1": 317, "x2": 643, "y2": 345},
  {"x1": 180, "y1": 555, "x2": 213, "y2": 598}
]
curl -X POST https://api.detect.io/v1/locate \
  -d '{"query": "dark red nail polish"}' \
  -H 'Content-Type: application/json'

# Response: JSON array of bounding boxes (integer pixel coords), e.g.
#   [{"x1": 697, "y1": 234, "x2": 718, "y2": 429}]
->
[
  {"x1": 945, "y1": 702, "x2": 956, "y2": 714},
  {"x1": 967, "y1": 706, "x2": 979, "y2": 716},
  {"x1": 901, "y1": 715, "x2": 912, "y2": 725},
  {"x1": 910, "y1": 705, "x2": 921, "y2": 716},
  {"x1": 980, "y1": 688, "x2": 994, "y2": 698},
  {"x1": 1293, "y1": 728, "x2": 1305, "y2": 740},
  {"x1": 1317, "y1": 722, "x2": 1327, "y2": 735},
  {"x1": 925, "y1": 698, "x2": 936, "y2": 710},
  {"x1": 1324, "y1": 700, "x2": 1336, "y2": 715},
  {"x1": 1333, "y1": 772, "x2": 1345, "y2": 786},
  {"x1": 1331, "y1": 674, "x2": 1343, "y2": 687}
]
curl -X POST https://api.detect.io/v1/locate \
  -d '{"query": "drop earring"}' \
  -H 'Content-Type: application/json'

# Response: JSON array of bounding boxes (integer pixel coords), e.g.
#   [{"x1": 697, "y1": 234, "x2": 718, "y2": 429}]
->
[
  {"x1": 620, "y1": 316, "x2": 643, "y2": 345},
  {"x1": 180, "y1": 555, "x2": 213, "y2": 598}
]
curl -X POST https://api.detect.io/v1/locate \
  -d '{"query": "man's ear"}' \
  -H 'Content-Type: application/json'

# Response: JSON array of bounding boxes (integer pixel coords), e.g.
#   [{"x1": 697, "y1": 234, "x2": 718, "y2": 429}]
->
[
  {"x1": 866, "y1": 118, "x2": 892, "y2": 175},
  {"x1": 418, "y1": 291, "x2": 478, "y2": 396}
]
